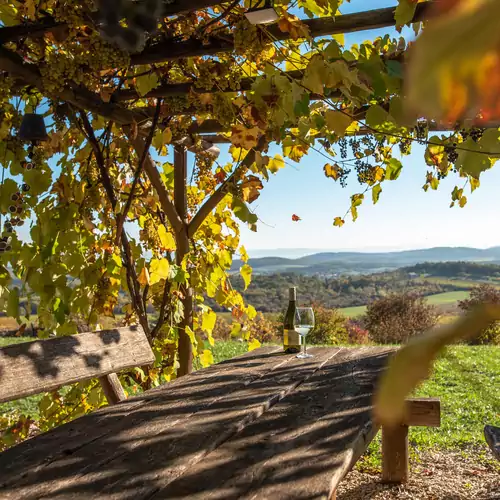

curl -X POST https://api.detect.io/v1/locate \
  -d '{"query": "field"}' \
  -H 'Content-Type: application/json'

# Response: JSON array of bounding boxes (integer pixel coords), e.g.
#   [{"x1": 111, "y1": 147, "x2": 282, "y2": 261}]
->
[
  {"x1": 425, "y1": 290, "x2": 469, "y2": 305},
  {"x1": 339, "y1": 305, "x2": 367, "y2": 317}
]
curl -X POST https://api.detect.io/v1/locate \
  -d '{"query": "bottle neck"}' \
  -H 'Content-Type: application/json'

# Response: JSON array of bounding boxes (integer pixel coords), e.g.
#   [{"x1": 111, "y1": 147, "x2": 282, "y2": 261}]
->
[{"x1": 289, "y1": 287, "x2": 296, "y2": 302}]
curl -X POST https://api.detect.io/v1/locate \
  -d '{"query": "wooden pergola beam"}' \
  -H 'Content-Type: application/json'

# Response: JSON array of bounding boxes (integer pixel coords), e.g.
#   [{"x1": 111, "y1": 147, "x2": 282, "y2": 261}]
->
[
  {"x1": 130, "y1": 2, "x2": 433, "y2": 66},
  {"x1": 0, "y1": 0, "x2": 227, "y2": 44}
]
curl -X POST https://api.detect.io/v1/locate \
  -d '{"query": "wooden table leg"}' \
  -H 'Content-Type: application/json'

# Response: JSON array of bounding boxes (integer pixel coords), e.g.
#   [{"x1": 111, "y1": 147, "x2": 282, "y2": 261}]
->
[{"x1": 382, "y1": 424, "x2": 409, "y2": 483}]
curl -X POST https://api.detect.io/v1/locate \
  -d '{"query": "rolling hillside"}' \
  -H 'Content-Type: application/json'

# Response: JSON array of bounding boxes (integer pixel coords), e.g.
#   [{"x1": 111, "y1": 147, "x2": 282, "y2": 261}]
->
[{"x1": 232, "y1": 246, "x2": 500, "y2": 275}]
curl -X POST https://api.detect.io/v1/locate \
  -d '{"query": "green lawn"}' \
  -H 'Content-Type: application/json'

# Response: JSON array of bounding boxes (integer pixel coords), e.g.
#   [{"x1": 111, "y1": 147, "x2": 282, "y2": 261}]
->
[
  {"x1": 339, "y1": 305, "x2": 367, "y2": 318},
  {"x1": 1, "y1": 337, "x2": 498, "y2": 472},
  {"x1": 358, "y1": 345, "x2": 500, "y2": 472},
  {"x1": 425, "y1": 290, "x2": 469, "y2": 305}
]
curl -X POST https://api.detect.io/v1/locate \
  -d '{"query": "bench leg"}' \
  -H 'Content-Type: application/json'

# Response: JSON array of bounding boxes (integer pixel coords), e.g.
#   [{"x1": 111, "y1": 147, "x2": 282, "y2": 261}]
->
[
  {"x1": 382, "y1": 424, "x2": 408, "y2": 483},
  {"x1": 99, "y1": 373, "x2": 127, "y2": 405}
]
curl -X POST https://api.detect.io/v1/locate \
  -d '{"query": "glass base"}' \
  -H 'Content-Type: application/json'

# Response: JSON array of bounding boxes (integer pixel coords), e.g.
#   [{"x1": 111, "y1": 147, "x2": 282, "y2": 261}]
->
[{"x1": 296, "y1": 352, "x2": 313, "y2": 359}]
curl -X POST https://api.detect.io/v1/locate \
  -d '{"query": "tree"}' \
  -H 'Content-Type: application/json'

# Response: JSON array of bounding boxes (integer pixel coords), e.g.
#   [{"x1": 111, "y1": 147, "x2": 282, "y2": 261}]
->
[
  {"x1": 1, "y1": 0, "x2": 500, "y2": 445},
  {"x1": 364, "y1": 293, "x2": 438, "y2": 344},
  {"x1": 458, "y1": 285, "x2": 500, "y2": 345}
]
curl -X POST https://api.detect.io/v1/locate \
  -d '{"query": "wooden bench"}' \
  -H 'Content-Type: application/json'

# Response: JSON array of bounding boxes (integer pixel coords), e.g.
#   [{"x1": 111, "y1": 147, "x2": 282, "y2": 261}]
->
[
  {"x1": 0, "y1": 325, "x2": 154, "y2": 406},
  {"x1": 0, "y1": 346, "x2": 439, "y2": 499}
]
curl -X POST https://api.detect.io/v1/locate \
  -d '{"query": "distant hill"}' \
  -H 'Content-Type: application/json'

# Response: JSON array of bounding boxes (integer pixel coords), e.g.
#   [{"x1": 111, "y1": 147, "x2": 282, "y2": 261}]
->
[{"x1": 232, "y1": 247, "x2": 500, "y2": 275}]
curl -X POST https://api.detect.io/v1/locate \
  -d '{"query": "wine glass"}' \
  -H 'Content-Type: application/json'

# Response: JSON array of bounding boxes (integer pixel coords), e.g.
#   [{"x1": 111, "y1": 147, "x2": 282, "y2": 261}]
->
[{"x1": 295, "y1": 307, "x2": 315, "y2": 359}]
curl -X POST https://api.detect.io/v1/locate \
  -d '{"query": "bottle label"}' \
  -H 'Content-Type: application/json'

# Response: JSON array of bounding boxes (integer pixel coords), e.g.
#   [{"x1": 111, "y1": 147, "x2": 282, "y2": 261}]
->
[{"x1": 284, "y1": 329, "x2": 301, "y2": 346}]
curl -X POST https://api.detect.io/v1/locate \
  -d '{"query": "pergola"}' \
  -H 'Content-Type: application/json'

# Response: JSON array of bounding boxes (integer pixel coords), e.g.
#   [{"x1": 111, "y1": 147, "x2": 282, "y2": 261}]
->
[{"x1": 0, "y1": 0, "x2": 480, "y2": 376}]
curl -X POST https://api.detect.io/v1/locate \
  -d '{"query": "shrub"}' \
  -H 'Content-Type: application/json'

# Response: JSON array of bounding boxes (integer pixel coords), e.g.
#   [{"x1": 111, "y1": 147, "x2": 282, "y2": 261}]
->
[
  {"x1": 364, "y1": 293, "x2": 438, "y2": 344},
  {"x1": 458, "y1": 285, "x2": 500, "y2": 345},
  {"x1": 212, "y1": 316, "x2": 231, "y2": 340},
  {"x1": 345, "y1": 319, "x2": 370, "y2": 345},
  {"x1": 246, "y1": 313, "x2": 279, "y2": 343},
  {"x1": 307, "y1": 307, "x2": 348, "y2": 345}
]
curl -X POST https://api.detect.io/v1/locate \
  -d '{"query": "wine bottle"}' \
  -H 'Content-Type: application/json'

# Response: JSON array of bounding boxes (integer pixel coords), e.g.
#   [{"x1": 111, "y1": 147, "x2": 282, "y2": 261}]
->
[{"x1": 283, "y1": 287, "x2": 301, "y2": 353}]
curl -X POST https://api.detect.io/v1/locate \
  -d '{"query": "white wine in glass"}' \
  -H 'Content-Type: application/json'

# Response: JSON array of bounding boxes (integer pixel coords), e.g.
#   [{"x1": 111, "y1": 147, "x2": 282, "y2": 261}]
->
[{"x1": 294, "y1": 307, "x2": 315, "y2": 359}]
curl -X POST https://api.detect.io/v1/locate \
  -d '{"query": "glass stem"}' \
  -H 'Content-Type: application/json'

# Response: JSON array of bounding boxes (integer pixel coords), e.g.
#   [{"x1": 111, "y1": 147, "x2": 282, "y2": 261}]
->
[{"x1": 303, "y1": 337, "x2": 307, "y2": 356}]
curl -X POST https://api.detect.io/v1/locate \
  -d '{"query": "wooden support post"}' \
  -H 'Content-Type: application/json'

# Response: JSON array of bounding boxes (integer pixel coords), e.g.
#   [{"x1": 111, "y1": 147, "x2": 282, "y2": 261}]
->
[
  {"x1": 382, "y1": 398, "x2": 440, "y2": 484},
  {"x1": 174, "y1": 146, "x2": 193, "y2": 376},
  {"x1": 99, "y1": 373, "x2": 127, "y2": 405},
  {"x1": 382, "y1": 424, "x2": 409, "y2": 483}
]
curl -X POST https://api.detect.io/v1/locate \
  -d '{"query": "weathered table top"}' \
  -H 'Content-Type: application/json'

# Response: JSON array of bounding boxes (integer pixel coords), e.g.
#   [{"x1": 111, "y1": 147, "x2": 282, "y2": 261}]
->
[{"x1": 0, "y1": 346, "x2": 393, "y2": 500}]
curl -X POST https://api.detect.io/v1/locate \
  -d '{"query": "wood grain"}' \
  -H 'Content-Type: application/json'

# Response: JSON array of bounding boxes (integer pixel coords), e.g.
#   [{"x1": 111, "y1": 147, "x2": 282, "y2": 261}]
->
[
  {"x1": 382, "y1": 424, "x2": 409, "y2": 483},
  {"x1": 99, "y1": 374, "x2": 127, "y2": 405},
  {"x1": 153, "y1": 347, "x2": 393, "y2": 499},
  {"x1": 0, "y1": 346, "x2": 286, "y2": 493},
  {"x1": 0, "y1": 326, "x2": 153, "y2": 403},
  {"x1": 404, "y1": 398, "x2": 441, "y2": 427},
  {"x1": 0, "y1": 347, "x2": 395, "y2": 500}
]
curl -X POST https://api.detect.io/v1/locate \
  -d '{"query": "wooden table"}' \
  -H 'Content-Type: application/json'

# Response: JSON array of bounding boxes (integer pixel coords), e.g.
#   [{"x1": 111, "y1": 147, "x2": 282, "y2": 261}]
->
[{"x1": 0, "y1": 346, "x2": 393, "y2": 499}]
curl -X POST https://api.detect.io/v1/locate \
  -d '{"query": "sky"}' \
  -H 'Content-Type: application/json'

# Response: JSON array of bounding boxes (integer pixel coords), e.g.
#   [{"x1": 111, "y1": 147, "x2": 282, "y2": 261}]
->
[{"x1": 212, "y1": 0, "x2": 500, "y2": 255}]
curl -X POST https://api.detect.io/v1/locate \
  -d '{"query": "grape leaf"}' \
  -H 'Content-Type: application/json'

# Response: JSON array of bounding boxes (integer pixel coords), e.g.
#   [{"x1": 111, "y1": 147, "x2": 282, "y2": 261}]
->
[
  {"x1": 372, "y1": 184, "x2": 382, "y2": 204},
  {"x1": 240, "y1": 264, "x2": 252, "y2": 290},
  {"x1": 325, "y1": 110, "x2": 352, "y2": 137},
  {"x1": 248, "y1": 338, "x2": 261, "y2": 351},
  {"x1": 136, "y1": 72, "x2": 159, "y2": 97}
]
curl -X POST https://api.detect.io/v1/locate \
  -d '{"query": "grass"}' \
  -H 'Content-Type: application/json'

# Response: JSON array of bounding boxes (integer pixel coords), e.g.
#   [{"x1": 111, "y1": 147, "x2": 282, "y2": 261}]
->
[
  {"x1": 339, "y1": 305, "x2": 367, "y2": 318},
  {"x1": 358, "y1": 345, "x2": 500, "y2": 472},
  {"x1": 425, "y1": 290, "x2": 469, "y2": 305}
]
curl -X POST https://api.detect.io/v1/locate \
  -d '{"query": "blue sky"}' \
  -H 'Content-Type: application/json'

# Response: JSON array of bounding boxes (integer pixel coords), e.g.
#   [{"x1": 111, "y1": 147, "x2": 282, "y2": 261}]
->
[{"x1": 226, "y1": 0, "x2": 500, "y2": 254}]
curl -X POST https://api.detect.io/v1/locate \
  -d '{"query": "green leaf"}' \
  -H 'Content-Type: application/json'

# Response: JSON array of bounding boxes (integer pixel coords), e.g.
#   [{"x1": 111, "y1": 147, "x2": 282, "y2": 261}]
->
[
  {"x1": 395, "y1": 0, "x2": 417, "y2": 28},
  {"x1": 232, "y1": 198, "x2": 258, "y2": 225},
  {"x1": 240, "y1": 264, "x2": 252, "y2": 290},
  {"x1": 7, "y1": 287, "x2": 19, "y2": 319},
  {"x1": 456, "y1": 131, "x2": 500, "y2": 179},
  {"x1": 136, "y1": 72, "x2": 159, "y2": 97},
  {"x1": 372, "y1": 184, "x2": 382, "y2": 204},
  {"x1": 365, "y1": 105, "x2": 391, "y2": 128},
  {"x1": 248, "y1": 338, "x2": 261, "y2": 351},
  {"x1": 385, "y1": 158, "x2": 403, "y2": 181},
  {"x1": 149, "y1": 258, "x2": 170, "y2": 285},
  {"x1": 325, "y1": 110, "x2": 352, "y2": 137}
]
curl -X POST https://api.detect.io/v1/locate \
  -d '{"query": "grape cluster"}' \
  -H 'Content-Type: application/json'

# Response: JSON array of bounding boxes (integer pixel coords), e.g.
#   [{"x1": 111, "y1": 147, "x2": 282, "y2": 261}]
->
[
  {"x1": 445, "y1": 144, "x2": 459, "y2": 163},
  {"x1": 338, "y1": 138, "x2": 348, "y2": 159},
  {"x1": 399, "y1": 138, "x2": 412, "y2": 155},
  {"x1": 469, "y1": 127, "x2": 484, "y2": 142},
  {"x1": 97, "y1": 0, "x2": 164, "y2": 53},
  {"x1": 415, "y1": 122, "x2": 428, "y2": 144},
  {"x1": 0, "y1": 235, "x2": 12, "y2": 253},
  {"x1": 355, "y1": 160, "x2": 375, "y2": 185}
]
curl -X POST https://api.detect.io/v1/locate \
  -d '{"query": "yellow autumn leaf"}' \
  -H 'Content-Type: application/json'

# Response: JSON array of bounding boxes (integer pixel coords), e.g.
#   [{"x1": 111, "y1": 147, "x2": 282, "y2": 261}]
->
[
  {"x1": 268, "y1": 155, "x2": 285, "y2": 173},
  {"x1": 157, "y1": 225, "x2": 176, "y2": 251},
  {"x1": 201, "y1": 309, "x2": 217, "y2": 333},
  {"x1": 138, "y1": 266, "x2": 150, "y2": 287},
  {"x1": 324, "y1": 163, "x2": 343, "y2": 180},
  {"x1": 374, "y1": 303, "x2": 500, "y2": 427},
  {"x1": 248, "y1": 338, "x2": 261, "y2": 351},
  {"x1": 200, "y1": 349, "x2": 214, "y2": 368},
  {"x1": 149, "y1": 258, "x2": 170, "y2": 285},
  {"x1": 241, "y1": 175, "x2": 263, "y2": 203},
  {"x1": 333, "y1": 217, "x2": 345, "y2": 227},
  {"x1": 240, "y1": 264, "x2": 252, "y2": 290},
  {"x1": 231, "y1": 125, "x2": 260, "y2": 149}
]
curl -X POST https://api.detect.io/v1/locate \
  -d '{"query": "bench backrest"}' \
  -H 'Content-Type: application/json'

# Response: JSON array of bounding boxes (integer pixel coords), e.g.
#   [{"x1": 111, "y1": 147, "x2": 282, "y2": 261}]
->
[{"x1": 0, "y1": 325, "x2": 154, "y2": 404}]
